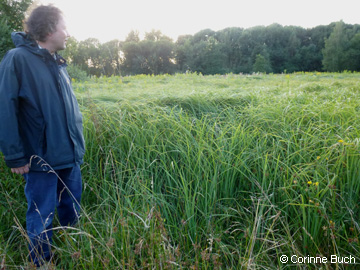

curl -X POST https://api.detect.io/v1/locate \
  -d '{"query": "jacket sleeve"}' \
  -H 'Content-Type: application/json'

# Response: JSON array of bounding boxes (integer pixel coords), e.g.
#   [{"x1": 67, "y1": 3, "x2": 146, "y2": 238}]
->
[{"x1": 0, "y1": 52, "x2": 28, "y2": 168}]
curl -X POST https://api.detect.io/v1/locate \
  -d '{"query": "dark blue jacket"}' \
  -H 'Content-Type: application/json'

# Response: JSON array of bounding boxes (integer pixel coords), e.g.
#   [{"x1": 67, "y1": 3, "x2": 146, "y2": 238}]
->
[{"x1": 0, "y1": 32, "x2": 85, "y2": 171}]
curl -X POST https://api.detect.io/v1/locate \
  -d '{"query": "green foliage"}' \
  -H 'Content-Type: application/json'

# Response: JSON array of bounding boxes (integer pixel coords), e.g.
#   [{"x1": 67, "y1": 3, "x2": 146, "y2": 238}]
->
[
  {"x1": 346, "y1": 33, "x2": 360, "y2": 71},
  {"x1": 253, "y1": 54, "x2": 272, "y2": 73},
  {"x1": 61, "y1": 23, "x2": 360, "y2": 76},
  {"x1": 66, "y1": 64, "x2": 89, "y2": 82},
  {"x1": 180, "y1": 31, "x2": 228, "y2": 75},
  {"x1": 0, "y1": 0, "x2": 32, "y2": 30},
  {"x1": 322, "y1": 21, "x2": 350, "y2": 72},
  {"x1": 63, "y1": 37, "x2": 122, "y2": 77},
  {"x1": 217, "y1": 27, "x2": 244, "y2": 73},
  {"x1": 121, "y1": 30, "x2": 176, "y2": 75},
  {"x1": 0, "y1": 0, "x2": 33, "y2": 59},
  {"x1": 61, "y1": 36, "x2": 79, "y2": 63},
  {"x1": 0, "y1": 18, "x2": 12, "y2": 59},
  {"x1": 76, "y1": 38, "x2": 103, "y2": 76},
  {"x1": 101, "y1": 40, "x2": 122, "y2": 76}
]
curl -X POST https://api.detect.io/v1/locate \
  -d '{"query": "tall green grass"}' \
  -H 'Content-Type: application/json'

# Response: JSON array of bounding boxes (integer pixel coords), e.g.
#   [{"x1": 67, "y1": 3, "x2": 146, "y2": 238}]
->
[{"x1": 1, "y1": 72, "x2": 360, "y2": 269}]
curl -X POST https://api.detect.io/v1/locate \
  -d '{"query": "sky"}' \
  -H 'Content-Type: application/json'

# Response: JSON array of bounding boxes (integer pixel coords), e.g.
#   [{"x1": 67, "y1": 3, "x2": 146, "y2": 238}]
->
[{"x1": 38, "y1": 0, "x2": 360, "y2": 43}]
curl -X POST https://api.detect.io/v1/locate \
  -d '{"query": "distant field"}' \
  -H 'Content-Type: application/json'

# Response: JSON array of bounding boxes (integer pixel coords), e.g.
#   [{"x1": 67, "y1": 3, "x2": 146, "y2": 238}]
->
[{"x1": 1, "y1": 72, "x2": 360, "y2": 269}]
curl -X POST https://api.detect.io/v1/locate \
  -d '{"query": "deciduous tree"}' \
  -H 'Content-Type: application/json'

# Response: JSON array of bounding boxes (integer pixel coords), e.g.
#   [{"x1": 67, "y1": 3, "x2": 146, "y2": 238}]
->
[
  {"x1": 322, "y1": 21, "x2": 349, "y2": 72},
  {"x1": 0, "y1": 0, "x2": 33, "y2": 59}
]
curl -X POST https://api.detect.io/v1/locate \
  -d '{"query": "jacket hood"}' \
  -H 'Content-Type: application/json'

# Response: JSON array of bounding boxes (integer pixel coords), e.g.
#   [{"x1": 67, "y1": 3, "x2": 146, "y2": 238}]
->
[
  {"x1": 11, "y1": 32, "x2": 37, "y2": 48},
  {"x1": 11, "y1": 32, "x2": 47, "y2": 57}
]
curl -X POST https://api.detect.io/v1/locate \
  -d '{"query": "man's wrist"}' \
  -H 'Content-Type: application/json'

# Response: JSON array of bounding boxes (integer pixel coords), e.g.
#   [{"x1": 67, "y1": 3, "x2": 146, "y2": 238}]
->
[{"x1": 5, "y1": 157, "x2": 29, "y2": 169}]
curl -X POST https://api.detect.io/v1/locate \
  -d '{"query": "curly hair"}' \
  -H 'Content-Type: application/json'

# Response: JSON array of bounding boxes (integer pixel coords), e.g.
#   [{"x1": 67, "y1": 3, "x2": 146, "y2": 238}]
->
[{"x1": 25, "y1": 5, "x2": 63, "y2": 42}]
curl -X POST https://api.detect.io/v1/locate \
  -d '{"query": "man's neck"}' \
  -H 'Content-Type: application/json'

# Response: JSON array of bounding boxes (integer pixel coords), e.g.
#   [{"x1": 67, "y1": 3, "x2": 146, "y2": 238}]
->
[{"x1": 37, "y1": 41, "x2": 55, "y2": 55}]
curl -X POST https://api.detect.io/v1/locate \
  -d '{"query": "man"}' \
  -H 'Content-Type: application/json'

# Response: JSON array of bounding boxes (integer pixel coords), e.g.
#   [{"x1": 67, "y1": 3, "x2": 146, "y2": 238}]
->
[{"x1": 0, "y1": 5, "x2": 85, "y2": 267}]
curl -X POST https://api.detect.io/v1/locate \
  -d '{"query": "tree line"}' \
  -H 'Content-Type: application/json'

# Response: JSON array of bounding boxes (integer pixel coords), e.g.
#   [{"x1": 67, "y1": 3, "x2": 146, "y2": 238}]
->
[
  {"x1": 62, "y1": 22, "x2": 360, "y2": 77},
  {"x1": 1, "y1": 0, "x2": 360, "y2": 77}
]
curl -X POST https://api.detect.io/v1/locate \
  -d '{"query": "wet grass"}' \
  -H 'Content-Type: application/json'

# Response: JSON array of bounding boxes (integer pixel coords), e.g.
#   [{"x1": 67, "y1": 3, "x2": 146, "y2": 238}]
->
[{"x1": 1, "y1": 72, "x2": 360, "y2": 269}]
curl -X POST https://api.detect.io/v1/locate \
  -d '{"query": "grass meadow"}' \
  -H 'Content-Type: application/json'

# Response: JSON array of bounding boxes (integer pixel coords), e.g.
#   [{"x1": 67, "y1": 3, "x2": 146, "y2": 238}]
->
[{"x1": 1, "y1": 72, "x2": 360, "y2": 269}]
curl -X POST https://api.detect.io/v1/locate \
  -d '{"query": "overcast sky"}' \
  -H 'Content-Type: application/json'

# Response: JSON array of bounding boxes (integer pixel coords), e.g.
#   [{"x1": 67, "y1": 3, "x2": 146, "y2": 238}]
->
[{"x1": 39, "y1": 0, "x2": 360, "y2": 42}]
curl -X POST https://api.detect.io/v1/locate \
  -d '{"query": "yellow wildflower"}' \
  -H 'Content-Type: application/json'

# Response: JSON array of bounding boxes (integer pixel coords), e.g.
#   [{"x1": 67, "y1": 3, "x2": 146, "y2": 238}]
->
[
  {"x1": 314, "y1": 182, "x2": 319, "y2": 186},
  {"x1": 307, "y1": 181, "x2": 312, "y2": 185},
  {"x1": 338, "y1": 140, "x2": 344, "y2": 143}
]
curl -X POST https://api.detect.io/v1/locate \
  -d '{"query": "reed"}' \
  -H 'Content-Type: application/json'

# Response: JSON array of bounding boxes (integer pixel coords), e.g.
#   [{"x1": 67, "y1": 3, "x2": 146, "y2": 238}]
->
[{"x1": 1, "y1": 72, "x2": 359, "y2": 269}]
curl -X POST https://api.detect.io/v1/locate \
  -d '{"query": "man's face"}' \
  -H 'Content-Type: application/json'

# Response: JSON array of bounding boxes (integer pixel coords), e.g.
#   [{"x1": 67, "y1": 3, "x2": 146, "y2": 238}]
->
[{"x1": 48, "y1": 17, "x2": 70, "y2": 52}]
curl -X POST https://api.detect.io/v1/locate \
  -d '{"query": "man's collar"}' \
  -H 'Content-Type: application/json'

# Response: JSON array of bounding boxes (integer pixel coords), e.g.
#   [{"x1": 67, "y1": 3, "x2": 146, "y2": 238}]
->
[{"x1": 38, "y1": 44, "x2": 57, "y2": 59}]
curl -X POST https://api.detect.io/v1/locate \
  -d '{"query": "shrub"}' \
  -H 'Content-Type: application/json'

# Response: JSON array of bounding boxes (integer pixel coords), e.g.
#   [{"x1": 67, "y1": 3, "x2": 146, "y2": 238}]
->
[{"x1": 67, "y1": 64, "x2": 89, "y2": 81}]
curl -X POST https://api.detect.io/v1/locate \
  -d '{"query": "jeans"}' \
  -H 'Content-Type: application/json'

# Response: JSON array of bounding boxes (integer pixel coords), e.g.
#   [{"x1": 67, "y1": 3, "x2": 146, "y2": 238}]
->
[{"x1": 23, "y1": 165, "x2": 82, "y2": 266}]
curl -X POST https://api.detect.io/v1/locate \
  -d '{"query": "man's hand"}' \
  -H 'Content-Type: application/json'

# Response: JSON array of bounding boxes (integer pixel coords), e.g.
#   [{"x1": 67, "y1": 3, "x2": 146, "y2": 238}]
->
[{"x1": 11, "y1": 164, "x2": 30, "y2": 175}]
